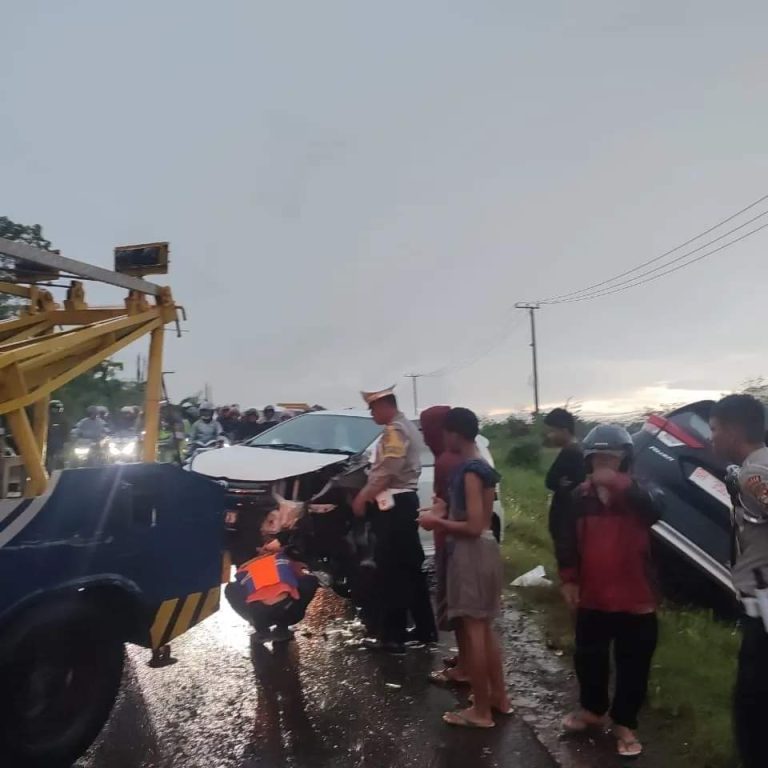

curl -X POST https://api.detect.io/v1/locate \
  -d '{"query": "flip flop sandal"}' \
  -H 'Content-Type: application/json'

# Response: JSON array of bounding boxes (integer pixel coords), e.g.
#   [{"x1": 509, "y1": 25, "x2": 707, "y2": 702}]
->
[
  {"x1": 429, "y1": 669, "x2": 470, "y2": 686},
  {"x1": 442, "y1": 711, "x2": 495, "y2": 729},
  {"x1": 616, "y1": 737, "x2": 643, "y2": 758}
]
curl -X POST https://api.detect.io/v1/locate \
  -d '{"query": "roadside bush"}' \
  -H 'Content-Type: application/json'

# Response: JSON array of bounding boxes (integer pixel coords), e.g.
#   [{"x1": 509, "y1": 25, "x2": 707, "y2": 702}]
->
[
  {"x1": 506, "y1": 415, "x2": 531, "y2": 439},
  {"x1": 507, "y1": 438, "x2": 542, "y2": 469}
]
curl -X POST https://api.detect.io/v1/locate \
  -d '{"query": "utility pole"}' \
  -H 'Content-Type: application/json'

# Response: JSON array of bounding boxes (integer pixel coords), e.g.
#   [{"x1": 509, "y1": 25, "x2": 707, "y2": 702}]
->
[
  {"x1": 404, "y1": 374, "x2": 422, "y2": 417},
  {"x1": 515, "y1": 303, "x2": 541, "y2": 416}
]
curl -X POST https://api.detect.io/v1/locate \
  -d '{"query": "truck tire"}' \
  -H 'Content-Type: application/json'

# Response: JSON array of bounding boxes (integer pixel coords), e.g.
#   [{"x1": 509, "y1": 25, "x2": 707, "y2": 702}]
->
[{"x1": 0, "y1": 599, "x2": 125, "y2": 768}]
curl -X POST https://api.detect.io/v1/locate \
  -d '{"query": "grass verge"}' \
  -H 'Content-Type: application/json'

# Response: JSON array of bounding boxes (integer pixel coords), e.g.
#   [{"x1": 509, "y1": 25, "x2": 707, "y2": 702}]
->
[{"x1": 493, "y1": 440, "x2": 740, "y2": 768}]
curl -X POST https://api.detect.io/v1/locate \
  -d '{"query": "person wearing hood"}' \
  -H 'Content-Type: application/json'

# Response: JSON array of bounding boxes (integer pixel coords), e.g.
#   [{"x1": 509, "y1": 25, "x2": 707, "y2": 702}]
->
[{"x1": 421, "y1": 406, "x2": 467, "y2": 684}]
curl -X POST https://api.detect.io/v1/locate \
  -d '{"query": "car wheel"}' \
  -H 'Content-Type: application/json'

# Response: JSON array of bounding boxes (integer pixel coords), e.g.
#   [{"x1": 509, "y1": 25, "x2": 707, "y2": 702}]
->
[{"x1": 0, "y1": 600, "x2": 125, "y2": 768}]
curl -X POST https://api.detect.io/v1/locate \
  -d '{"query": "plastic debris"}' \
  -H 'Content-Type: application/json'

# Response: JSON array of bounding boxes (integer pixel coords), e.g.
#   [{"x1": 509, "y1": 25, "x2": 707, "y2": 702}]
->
[{"x1": 510, "y1": 565, "x2": 553, "y2": 588}]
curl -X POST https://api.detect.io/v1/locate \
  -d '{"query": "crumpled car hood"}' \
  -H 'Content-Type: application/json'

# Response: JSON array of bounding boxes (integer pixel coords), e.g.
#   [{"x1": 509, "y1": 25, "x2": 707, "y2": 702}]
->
[{"x1": 190, "y1": 445, "x2": 349, "y2": 482}]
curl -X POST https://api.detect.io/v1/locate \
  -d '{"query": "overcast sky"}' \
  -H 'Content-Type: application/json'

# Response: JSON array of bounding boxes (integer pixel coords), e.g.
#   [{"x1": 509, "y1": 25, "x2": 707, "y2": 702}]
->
[{"x1": 3, "y1": 1, "x2": 768, "y2": 417}]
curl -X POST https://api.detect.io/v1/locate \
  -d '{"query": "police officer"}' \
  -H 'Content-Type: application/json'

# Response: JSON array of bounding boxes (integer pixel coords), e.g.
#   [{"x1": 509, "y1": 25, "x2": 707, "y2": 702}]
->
[
  {"x1": 352, "y1": 386, "x2": 437, "y2": 653},
  {"x1": 711, "y1": 393, "x2": 768, "y2": 768}
]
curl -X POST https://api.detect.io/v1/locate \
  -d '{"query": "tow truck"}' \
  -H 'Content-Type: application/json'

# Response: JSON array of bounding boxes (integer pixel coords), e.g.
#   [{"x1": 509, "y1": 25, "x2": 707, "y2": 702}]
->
[{"x1": 0, "y1": 238, "x2": 225, "y2": 768}]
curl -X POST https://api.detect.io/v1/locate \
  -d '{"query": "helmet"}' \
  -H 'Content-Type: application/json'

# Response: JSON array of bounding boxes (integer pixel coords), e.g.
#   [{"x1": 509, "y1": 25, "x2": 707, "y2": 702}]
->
[
  {"x1": 245, "y1": 408, "x2": 259, "y2": 418},
  {"x1": 120, "y1": 405, "x2": 135, "y2": 415},
  {"x1": 87, "y1": 405, "x2": 99, "y2": 418},
  {"x1": 582, "y1": 424, "x2": 634, "y2": 471},
  {"x1": 50, "y1": 399, "x2": 64, "y2": 413},
  {"x1": 264, "y1": 405, "x2": 275, "y2": 416},
  {"x1": 96, "y1": 406, "x2": 109, "y2": 419},
  {"x1": 199, "y1": 401, "x2": 214, "y2": 416}
]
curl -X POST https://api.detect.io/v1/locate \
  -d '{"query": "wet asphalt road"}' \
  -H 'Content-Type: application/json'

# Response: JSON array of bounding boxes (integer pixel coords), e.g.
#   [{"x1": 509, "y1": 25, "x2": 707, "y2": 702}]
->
[{"x1": 78, "y1": 589, "x2": 555, "y2": 768}]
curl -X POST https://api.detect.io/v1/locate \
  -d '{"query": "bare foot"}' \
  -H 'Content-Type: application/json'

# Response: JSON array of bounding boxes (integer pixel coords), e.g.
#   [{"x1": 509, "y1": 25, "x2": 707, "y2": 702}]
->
[
  {"x1": 614, "y1": 725, "x2": 643, "y2": 758},
  {"x1": 469, "y1": 691, "x2": 514, "y2": 715},
  {"x1": 562, "y1": 709, "x2": 609, "y2": 733},
  {"x1": 491, "y1": 694, "x2": 514, "y2": 716},
  {"x1": 443, "y1": 706, "x2": 495, "y2": 729}
]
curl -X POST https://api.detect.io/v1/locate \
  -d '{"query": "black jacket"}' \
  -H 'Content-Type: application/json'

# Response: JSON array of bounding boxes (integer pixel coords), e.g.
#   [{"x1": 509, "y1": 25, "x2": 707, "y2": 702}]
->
[{"x1": 545, "y1": 443, "x2": 586, "y2": 542}]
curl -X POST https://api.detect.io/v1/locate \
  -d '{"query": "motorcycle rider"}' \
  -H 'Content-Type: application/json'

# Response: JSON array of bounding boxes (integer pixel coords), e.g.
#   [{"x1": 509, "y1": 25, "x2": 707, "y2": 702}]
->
[
  {"x1": 189, "y1": 402, "x2": 224, "y2": 445},
  {"x1": 235, "y1": 408, "x2": 263, "y2": 442},
  {"x1": 114, "y1": 405, "x2": 139, "y2": 435},
  {"x1": 261, "y1": 405, "x2": 280, "y2": 429},
  {"x1": 710, "y1": 394, "x2": 768, "y2": 768},
  {"x1": 72, "y1": 405, "x2": 109, "y2": 441},
  {"x1": 217, "y1": 405, "x2": 238, "y2": 439},
  {"x1": 46, "y1": 400, "x2": 70, "y2": 471}
]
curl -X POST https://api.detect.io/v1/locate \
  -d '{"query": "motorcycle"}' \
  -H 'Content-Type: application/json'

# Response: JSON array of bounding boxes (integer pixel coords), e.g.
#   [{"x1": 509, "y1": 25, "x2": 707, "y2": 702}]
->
[
  {"x1": 106, "y1": 434, "x2": 141, "y2": 464},
  {"x1": 68, "y1": 438, "x2": 108, "y2": 468},
  {"x1": 183, "y1": 437, "x2": 230, "y2": 467}
]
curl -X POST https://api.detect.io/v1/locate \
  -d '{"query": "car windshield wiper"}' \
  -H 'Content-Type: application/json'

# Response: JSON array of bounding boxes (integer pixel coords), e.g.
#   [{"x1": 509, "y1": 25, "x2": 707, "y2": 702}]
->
[
  {"x1": 316, "y1": 448, "x2": 355, "y2": 456},
  {"x1": 250, "y1": 443, "x2": 314, "y2": 452}
]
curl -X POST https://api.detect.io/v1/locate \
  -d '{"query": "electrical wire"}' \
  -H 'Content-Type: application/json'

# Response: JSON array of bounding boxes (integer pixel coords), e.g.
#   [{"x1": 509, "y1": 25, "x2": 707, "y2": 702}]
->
[
  {"x1": 539, "y1": 191, "x2": 768, "y2": 303},
  {"x1": 424, "y1": 314, "x2": 526, "y2": 377},
  {"x1": 547, "y1": 219, "x2": 768, "y2": 304}
]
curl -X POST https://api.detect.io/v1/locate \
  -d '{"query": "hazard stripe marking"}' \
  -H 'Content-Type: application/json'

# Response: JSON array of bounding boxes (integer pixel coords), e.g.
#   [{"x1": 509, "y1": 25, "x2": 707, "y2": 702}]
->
[
  {"x1": 150, "y1": 587, "x2": 221, "y2": 649},
  {"x1": 197, "y1": 587, "x2": 220, "y2": 623},
  {"x1": 150, "y1": 598, "x2": 179, "y2": 649},
  {"x1": 168, "y1": 592, "x2": 203, "y2": 642}
]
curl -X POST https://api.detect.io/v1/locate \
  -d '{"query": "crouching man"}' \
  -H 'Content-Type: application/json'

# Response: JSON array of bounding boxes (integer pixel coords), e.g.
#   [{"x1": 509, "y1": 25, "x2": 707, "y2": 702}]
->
[{"x1": 225, "y1": 508, "x2": 319, "y2": 643}]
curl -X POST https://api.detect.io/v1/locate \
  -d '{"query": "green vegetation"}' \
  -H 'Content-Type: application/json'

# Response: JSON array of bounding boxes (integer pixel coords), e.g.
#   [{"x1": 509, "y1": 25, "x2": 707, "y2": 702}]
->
[{"x1": 486, "y1": 420, "x2": 740, "y2": 768}]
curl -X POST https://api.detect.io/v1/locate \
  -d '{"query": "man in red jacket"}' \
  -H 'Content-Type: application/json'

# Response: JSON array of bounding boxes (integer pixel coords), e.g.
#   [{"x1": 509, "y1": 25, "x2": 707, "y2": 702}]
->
[{"x1": 555, "y1": 424, "x2": 660, "y2": 759}]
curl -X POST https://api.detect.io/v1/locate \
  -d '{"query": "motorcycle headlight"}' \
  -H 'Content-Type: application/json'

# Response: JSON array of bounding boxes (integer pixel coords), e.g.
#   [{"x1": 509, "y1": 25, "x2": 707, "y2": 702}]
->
[
  {"x1": 109, "y1": 442, "x2": 121, "y2": 456},
  {"x1": 74, "y1": 447, "x2": 90, "y2": 458},
  {"x1": 122, "y1": 441, "x2": 137, "y2": 456}
]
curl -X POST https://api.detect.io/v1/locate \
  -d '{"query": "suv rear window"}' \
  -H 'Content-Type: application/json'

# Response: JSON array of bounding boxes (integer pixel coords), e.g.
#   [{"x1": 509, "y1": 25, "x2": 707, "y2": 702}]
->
[{"x1": 669, "y1": 410, "x2": 713, "y2": 445}]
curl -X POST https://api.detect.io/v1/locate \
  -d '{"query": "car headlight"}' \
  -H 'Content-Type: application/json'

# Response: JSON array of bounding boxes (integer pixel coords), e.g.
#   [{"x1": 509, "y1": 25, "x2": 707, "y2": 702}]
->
[
  {"x1": 109, "y1": 442, "x2": 121, "y2": 456},
  {"x1": 74, "y1": 447, "x2": 90, "y2": 458},
  {"x1": 122, "y1": 441, "x2": 137, "y2": 456}
]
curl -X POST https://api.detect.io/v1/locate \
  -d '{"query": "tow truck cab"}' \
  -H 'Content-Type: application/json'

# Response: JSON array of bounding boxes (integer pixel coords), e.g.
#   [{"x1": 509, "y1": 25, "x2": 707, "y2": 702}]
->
[{"x1": 0, "y1": 236, "x2": 227, "y2": 768}]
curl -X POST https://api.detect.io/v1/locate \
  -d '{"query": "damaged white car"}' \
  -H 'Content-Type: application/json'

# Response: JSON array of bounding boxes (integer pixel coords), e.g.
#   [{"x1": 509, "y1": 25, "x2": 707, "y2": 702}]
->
[{"x1": 190, "y1": 410, "x2": 504, "y2": 596}]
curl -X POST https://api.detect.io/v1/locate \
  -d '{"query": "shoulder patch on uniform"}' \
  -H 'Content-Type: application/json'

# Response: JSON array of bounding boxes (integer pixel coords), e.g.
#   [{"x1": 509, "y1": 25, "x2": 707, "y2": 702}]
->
[
  {"x1": 745, "y1": 474, "x2": 768, "y2": 508},
  {"x1": 381, "y1": 425, "x2": 406, "y2": 459}
]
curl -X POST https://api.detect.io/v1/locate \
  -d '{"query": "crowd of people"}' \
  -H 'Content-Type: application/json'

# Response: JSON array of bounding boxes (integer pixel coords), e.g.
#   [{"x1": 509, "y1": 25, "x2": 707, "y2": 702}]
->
[
  {"x1": 223, "y1": 388, "x2": 768, "y2": 767},
  {"x1": 543, "y1": 397, "x2": 768, "y2": 767},
  {"x1": 39, "y1": 399, "x2": 308, "y2": 469},
  {"x1": 38, "y1": 386, "x2": 768, "y2": 765}
]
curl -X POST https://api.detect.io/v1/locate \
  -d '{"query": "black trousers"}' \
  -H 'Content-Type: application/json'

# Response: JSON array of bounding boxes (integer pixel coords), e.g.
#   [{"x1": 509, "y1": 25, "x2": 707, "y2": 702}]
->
[
  {"x1": 225, "y1": 574, "x2": 319, "y2": 631},
  {"x1": 371, "y1": 492, "x2": 436, "y2": 644},
  {"x1": 735, "y1": 616, "x2": 768, "y2": 768},
  {"x1": 574, "y1": 609, "x2": 658, "y2": 729}
]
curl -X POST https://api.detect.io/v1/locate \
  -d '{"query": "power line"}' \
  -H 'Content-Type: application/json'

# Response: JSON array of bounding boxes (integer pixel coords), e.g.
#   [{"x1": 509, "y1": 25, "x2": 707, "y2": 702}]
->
[
  {"x1": 543, "y1": 208, "x2": 768, "y2": 304},
  {"x1": 424, "y1": 314, "x2": 526, "y2": 377},
  {"x1": 546, "y1": 219, "x2": 768, "y2": 304},
  {"x1": 539, "y1": 191, "x2": 768, "y2": 304}
]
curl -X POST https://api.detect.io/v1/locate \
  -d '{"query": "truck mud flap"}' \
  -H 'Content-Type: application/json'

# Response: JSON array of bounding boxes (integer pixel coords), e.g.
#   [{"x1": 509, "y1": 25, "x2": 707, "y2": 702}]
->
[{"x1": 149, "y1": 586, "x2": 221, "y2": 649}]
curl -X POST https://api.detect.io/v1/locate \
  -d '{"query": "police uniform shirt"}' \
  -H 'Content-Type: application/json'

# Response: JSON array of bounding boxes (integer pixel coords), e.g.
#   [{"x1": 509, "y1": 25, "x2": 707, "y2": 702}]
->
[
  {"x1": 733, "y1": 446, "x2": 768, "y2": 596},
  {"x1": 367, "y1": 412, "x2": 423, "y2": 491}
]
